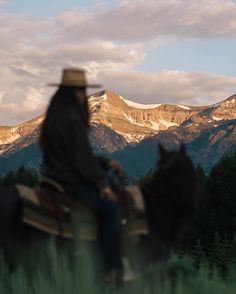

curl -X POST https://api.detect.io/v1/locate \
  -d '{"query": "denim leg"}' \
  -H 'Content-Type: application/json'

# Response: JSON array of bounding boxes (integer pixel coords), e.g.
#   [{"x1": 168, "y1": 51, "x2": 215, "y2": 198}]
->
[
  {"x1": 73, "y1": 185, "x2": 123, "y2": 272},
  {"x1": 97, "y1": 198, "x2": 123, "y2": 272}
]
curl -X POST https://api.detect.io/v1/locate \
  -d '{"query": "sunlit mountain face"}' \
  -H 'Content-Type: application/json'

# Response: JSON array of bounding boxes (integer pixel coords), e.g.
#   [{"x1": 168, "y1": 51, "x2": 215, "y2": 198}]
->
[{"x1": 0, "y1": 90, "x2": 236, "y2": 178}]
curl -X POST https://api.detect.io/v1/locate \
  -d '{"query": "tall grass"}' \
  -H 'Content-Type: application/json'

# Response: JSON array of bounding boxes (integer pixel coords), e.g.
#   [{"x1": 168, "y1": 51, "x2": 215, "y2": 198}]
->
[{"x1": 1, "y1": 239, "x2": 236, "y2": 294}]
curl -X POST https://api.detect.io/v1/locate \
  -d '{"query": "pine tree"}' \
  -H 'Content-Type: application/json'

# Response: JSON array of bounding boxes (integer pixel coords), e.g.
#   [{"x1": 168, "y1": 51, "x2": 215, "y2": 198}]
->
[
  {"x1": 192, "y1": 239, "x2": 206, "y2": 268},
  {"x1": 2, "y1": 166, "x2": 40, "y2": 187}
]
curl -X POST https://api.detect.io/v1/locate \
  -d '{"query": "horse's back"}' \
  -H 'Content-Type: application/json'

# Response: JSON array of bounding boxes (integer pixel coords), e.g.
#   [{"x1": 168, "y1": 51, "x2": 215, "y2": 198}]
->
[{"x1": 0, "y1": 186, "x2": 21, "y2": 244}]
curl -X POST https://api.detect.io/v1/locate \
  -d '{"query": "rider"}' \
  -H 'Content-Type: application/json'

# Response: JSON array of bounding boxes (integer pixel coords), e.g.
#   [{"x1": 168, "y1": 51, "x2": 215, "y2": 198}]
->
[{"x1": 39, "y1": 68, "x2": 123, "y2": 281}]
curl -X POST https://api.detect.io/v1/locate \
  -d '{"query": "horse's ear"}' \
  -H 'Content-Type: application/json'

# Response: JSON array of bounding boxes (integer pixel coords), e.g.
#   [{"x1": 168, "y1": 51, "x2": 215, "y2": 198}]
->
[
  {"x1": 158, "y1": 143, "x2": 167, "y2": 159},
  {"x1": 179, "y1": 143, "x2": 186, "y2": 155}
]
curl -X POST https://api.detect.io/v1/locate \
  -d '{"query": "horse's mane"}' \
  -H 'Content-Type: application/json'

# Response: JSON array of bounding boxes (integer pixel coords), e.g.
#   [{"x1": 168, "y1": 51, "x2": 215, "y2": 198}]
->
[{"x1": 140, "y1": 149, "x2": 197, "y2": 213}]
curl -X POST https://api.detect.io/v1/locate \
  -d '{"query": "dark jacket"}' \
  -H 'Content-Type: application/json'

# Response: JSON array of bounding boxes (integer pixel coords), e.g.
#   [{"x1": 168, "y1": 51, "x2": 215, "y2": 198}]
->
[{"x1": 41, "y1": 107, "x2": 108, "y2": 193}]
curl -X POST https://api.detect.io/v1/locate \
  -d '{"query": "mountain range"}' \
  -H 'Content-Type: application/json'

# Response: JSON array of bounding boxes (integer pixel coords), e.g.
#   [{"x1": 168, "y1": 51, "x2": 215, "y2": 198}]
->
[{"x1": 0, "y1": 90, "x2": 236, "y2": 178}]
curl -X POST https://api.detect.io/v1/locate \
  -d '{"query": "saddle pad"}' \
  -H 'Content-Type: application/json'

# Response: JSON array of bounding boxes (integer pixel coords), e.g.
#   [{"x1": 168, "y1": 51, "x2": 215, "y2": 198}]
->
[
  {"x1": 16, "y1": 185, "x2": 99, "y2": 240},
  {"x1": 16, "y1": 185, "x2": 149, "y2": 241},
  {"x1": 16, "y1": 185, "x2": 74, "y2": 239}
]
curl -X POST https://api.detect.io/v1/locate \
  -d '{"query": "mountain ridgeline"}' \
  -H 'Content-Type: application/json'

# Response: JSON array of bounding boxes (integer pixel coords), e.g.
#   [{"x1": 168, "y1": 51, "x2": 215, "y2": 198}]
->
[{"x1": 0, "y1": 90, "x2": 236, "y2": 178}]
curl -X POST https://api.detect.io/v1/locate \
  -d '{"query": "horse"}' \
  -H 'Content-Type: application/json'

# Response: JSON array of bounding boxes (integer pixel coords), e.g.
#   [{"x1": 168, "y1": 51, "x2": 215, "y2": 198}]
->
[
  {"x1": 0, "y1": 143, "x2": 197, "y2": 272},
  {"x1": 137, "y1": 143, "x2": 197, "y2": 263}
]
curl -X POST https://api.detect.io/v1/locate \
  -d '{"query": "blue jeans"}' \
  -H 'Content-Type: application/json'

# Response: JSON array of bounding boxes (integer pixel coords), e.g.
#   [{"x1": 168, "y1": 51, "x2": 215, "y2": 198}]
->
[{"x1": 73, "y1": 184, "x2": 123, "y2": 272}]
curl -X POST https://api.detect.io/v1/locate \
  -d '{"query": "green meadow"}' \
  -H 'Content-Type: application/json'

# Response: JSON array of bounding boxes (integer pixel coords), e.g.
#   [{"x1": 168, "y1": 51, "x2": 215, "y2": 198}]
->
[{"x1": 1, "y1": 240, "x2": 236, "y2": 294}]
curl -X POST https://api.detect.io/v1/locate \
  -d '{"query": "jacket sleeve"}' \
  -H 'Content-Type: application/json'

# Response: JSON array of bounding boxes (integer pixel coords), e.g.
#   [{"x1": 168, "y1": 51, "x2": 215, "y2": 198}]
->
[
  {"x1": 68, "y1": 114, "x2": 109, "y2": 189},
  {"x1": 96, "y1": 155, "x2": 112, "y2": 171}
]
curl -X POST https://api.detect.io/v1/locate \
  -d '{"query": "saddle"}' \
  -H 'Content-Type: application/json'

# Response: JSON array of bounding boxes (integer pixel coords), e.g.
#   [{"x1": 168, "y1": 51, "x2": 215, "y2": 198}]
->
[
  {"x1": 16, "y1": 178, "x2": 76, "y2": 239},
  {"x1": 16, "y1": 179, "x2": 148, "y2": 240}
]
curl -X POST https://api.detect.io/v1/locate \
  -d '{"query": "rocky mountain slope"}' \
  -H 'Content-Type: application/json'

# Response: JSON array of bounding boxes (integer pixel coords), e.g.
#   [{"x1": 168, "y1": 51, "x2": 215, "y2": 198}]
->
[
  {"x1": 0, "y1": 116, "x2": 44, "y2": 156},
  {"x1": 114, "y1": 118, "x2": 236, "y2": 179},
  {"x1": 0, "y1": 90, "x2": 203, "y2": 157},
  {"x1": 90, "y1": 90, "x2": 204, "y2": 143},
  {"x1": 0, "y1": 91, "x2": 235, "y2": 177}
]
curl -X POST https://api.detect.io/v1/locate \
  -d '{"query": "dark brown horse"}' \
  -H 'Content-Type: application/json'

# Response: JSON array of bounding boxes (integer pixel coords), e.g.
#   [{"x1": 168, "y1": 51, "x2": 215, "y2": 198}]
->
[
  {"x1": 138, "y1": 143, "x2": 197, "y2": 262},
  {"x1": 0, "y1": 143, "x2": 197, "y2": 269}
]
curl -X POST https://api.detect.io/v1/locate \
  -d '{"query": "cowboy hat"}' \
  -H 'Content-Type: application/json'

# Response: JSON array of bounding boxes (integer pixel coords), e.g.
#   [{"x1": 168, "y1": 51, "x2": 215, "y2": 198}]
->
[{"x1": 48, "y1": 68, "x2": 101, "y2": 88}]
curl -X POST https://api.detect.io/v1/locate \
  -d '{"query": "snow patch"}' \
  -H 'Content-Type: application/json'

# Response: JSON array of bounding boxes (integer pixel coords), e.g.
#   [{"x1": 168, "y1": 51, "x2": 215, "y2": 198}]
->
[
  {"x1": 89, "y1": 93, "x2": 107, "y2": 112},
  {"x1": 159, "y1": 120, "x2": 178, "y2": 128},
  {"x1": 212, "y1": 116, "x2": 223, "y2": 121},
  {"x1": 89, "y1": 93, "x2": 107, "y2": 105},
  {"x1": 123, "y1": 112, "x2": 147, "y2": 127},
  {"x1": 150, "y1": 121, "x2": 160, "y2": 130},
  {"x1": 123, "y1": 99, "x2": 161, "y2": 109},
  {"x1": 177, "y1": 105, "x2": 191, "y2": 110},
  {"x1": 115, "y1": 130, "x2": 145, "y2": 144}
]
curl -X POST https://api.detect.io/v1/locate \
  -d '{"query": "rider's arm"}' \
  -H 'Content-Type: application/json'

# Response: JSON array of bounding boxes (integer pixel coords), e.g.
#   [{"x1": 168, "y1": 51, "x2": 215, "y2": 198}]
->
[
  {"x1": 96, "y1": 156, "x2": 112, "y2": 171},
  {"x1": 69, "y1": 114, "x2": 109, "y2": 189},
  {"x1": 96, "y1": 156, "x2": 124, "y2": 175}
]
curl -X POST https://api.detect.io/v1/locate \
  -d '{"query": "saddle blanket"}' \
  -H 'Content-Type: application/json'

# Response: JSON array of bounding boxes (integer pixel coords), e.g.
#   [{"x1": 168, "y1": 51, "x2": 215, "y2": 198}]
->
[
  {"x1": 16, "y1": 184, "x2": 148, "y2": 240},
  {"x1": 16, "y1": 184, "x2": 75, "y2": 239}
]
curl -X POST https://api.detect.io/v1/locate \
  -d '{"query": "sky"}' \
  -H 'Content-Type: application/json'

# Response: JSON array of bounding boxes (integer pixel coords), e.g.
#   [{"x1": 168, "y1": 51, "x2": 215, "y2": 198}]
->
[{"x1": 0, "y1": 0, "x2": 236, "y2": 124}]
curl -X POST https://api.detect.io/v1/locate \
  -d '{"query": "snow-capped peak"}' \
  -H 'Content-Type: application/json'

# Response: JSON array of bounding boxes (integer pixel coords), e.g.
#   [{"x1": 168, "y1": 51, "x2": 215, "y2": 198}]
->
[
  {"x1": 89, "y1": 92, "x2": 107, "y2": 113},
  {"x1": 123, "y1": 98, "x2": 162, "y2": 109}
]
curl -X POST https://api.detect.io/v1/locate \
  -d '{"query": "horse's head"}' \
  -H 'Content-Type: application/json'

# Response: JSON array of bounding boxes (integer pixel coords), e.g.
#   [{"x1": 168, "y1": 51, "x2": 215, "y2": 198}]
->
[
  {"x1": 153, "y1": 143, "x2": 197, "y2": 206},
  {"x1": 140, "y1": 142, "x2": 197, "y2": 236},
  {"x1": 157, "y1": 142, "x2": 187, "y2": 172}
]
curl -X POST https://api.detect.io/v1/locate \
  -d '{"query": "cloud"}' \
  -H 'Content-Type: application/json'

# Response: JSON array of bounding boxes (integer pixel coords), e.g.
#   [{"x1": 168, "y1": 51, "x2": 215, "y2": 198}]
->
[
  {"x1": 97, "y1": 70, "x2": 236, "y2": 105},
  {"x1": 57, "y1": 0, "x2": 236, "y2": 42},
  {"x1": 1, "y1": 69, "x2": 236, "y2": 125},
  {"x1": 0, "y1": 11, "x2": 144, "y2": 124},
  {"x1": 0, "y1": 1, "x2": 236, "y2": 124},
  {"x1": 0, "y1": 87, "x2": 49, "y2": 125}
]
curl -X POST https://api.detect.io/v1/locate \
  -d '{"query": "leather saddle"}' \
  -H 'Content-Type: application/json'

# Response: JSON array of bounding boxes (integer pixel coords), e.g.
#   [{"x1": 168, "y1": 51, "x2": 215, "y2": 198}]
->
[
  {"x1": 16, "y1": 178, "x2": 149, "y2": 240},
  {"x1": 16, "y1": 178, "x2": 75, "y2": 239}
]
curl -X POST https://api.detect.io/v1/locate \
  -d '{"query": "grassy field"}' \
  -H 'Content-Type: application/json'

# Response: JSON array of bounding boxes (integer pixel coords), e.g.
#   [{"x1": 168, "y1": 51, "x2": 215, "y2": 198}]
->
[{"x1": 1, "y1": 239, "x2": 236, "y2": 294}]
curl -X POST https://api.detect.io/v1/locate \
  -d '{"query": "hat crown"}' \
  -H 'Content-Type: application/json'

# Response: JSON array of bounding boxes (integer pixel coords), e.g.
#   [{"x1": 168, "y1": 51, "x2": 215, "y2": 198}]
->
[
  {"x1": 48, "y1": 68, "x2": 101, "y2": 88},
  {"x1": 61, "y1": 69, "x2": 87, "y2": 87}
]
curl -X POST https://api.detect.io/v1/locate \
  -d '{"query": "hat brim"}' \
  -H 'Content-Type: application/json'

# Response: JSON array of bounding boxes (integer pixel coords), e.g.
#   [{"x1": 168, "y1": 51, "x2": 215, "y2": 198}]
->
[{"x1": 47, "y1": 83, "x2": 101, "y2": 88}]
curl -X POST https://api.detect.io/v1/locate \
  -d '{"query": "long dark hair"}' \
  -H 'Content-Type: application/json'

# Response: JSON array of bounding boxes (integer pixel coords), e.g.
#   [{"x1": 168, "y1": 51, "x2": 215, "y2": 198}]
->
[{"x1": 40, "y1": 86, "x2": 90, "y2": 149}]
